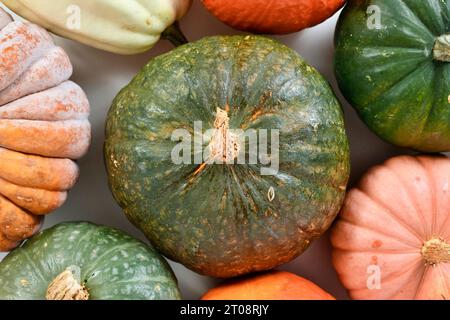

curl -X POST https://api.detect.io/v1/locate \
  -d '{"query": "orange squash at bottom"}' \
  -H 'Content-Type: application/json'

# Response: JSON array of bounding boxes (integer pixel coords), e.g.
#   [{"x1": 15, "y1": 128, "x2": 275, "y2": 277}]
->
[{"x1": 201, "y1": 271, "x2": 335, "y2": 300}]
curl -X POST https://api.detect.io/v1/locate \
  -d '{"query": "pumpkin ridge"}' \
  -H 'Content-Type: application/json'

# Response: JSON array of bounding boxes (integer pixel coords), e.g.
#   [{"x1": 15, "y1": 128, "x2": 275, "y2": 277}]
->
[
  {"x1": 335, "y1": 46, "x2": 430, "y2": 114},
  {"x1": 0, "y1": 146, "x2": 79, "y2": 191},
  {"x1": 0, "y1": 177, "x2": 66, "y2": 215},
  {"x1": 439, "y1": 267, "x2": 450, "y2": 299},
  {"x1": 416, "y1": 155, "x2": 450, "y2": 237},
  {"x1": 0, "y1": 118, "x2": 91, "y2": 159},
  {"x1": 349, "y1": 189, "x2": 424, "y2": 244},
  {"x1": 337, "y1": 219, "x2": 420, "y2": 249},
  {"x1": 415, "y1": 157, "x2": 439, "y2": 235},
  {"x1": 0, "y1": 45, "x2": 73, "y2": 106},
  {"x1": 227, "y1": 166, "x2": 255, "y2": 218},
  {"x1": 441, "y1": 264, "x2": 450, "y2": 297},
  {"x1": 384, "y1": 164, "x2": 430, "y2": 238},
  {"x1": 358, "y1": 259, "x2": 425, "y2": 297},
  {"x1": 392, "y1": 0, "x2": 435, "y2": 39},
  {"x1": 393, "y1": 261, "x2": 426, "y2": 300},
  {"x1": 0, "y1": 21, "x2": 54, "y2": 92},
  {"x1": 341, "y1": 251, "x2": 423, "y2": 293},
  {"x1": 70, "y1": 226, "x2": 97, "y2": 264},
  {"x1": 20, "y1": 248, "x2": 46, "y2": 282},
  {"x1": 359, "y1": 60, "x2": 432, "y2": 112},
  {"x1": 439, "y1": 212, "x2": 450, "y2": 237},
  {"x1": 0, "y1": 194, "x2": 42, "y2": 239},
  {"x1": 361, "y1": 61, "x2": 434, "y2": 126},
  {"x1": 0, "y1": 81, "x2": 90, "y2": 121},
  {"x1": 418, "y1": 65, "x2": 442, "y2": 142},
  {"x1": 0, "y1": 173, "x2": 46, "y2": 191},
  {"x1": 81, "y1": 242, "x2": 143, "y2": 281},
  {"x1": 413, "y1": 266, "x2": 430, "y2": 300},
  {"x1": 419, "y1": 64, "x2": 447, "y2": 145},
  {"x1": 254, "y1": 0, "x2": 277, "y2": 30},
  {"x1": 432, "y1": 169, "x2": 450, "y2": 234}
]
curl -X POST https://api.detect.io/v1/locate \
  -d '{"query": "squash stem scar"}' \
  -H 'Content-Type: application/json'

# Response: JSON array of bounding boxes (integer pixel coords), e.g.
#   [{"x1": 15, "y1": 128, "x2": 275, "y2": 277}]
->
[
  {"x1": 433, "y1": 34, "x2": 450, "y2": 62},
  {"x1": 208, "y1": 107, "x2": 240, "y2": 164},
  {"x1": 421, "y1": 237, "x2": 450, "y2": 266},
  {"x1": 46, "y1": 265, "x2": 89, "y2": 300},
  {"x1": 188, "y1": 107, "x2": 240, "y2": 180}
]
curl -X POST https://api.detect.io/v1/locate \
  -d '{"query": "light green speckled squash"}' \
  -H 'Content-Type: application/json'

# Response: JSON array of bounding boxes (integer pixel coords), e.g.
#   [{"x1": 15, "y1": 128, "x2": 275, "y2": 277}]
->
[
  {"x1": 0, "y1": 222, "x2": 180, "y2": 300},
  {"x1": 105, "y1": 35, "x2": 350, "y2": 278}
]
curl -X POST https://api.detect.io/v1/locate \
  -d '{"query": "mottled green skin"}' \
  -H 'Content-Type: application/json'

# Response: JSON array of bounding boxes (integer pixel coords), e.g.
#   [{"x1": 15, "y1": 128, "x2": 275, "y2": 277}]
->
[
  {"x1": 0, "y1": 222, "x2": 180, "y2": 300},
  {"x1": 105, "y1": 35, "x2": 350, "y2": 278},
  {"x1": 335, "y1": 0, "x2": 450, "y2": 152}
]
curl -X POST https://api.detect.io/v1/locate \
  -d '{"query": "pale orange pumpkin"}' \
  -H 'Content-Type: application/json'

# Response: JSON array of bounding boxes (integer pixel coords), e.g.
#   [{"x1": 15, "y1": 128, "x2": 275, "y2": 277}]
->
[
  {"x1": 202, "y1": 271, "x2": 335, "y2": 300},
  {"x1": 331, "y1": 155, "x2": 450, "y2": 300},
  {"x1": 0, "y1": 8, "x2": 90, "y2": 251}
]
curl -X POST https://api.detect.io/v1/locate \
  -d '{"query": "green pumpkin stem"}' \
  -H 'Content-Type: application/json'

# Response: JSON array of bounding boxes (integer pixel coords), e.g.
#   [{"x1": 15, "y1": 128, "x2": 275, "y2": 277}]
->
[
  {"x1": 433, "y1": 34, "x2": 450, "y2": 62},
  {"x1": 162, "y1": 22, "x2": 188, "y2": 47}
]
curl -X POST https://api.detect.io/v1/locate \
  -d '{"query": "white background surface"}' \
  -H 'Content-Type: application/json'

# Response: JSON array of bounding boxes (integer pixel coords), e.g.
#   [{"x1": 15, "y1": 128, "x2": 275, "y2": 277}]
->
[{"x1": 0, "y1": 1, "x2": 430, "y2": 300}]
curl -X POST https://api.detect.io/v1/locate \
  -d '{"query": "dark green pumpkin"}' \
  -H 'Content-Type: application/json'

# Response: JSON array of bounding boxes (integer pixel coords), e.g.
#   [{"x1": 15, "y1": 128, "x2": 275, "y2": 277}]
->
[
  {"x1": 0, "y1": 222, "x2": 180, "y2": 300},
  {"x1": 335, "y1": 0, "x2": 450, "y2": 152},
  {"x1": 105, "y1": 35, "x2": 350, "y2": 278}
]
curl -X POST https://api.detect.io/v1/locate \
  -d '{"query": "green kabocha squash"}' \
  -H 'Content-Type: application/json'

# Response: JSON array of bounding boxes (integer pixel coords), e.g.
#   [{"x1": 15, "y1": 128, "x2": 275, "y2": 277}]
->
[
  {"x1": 335, "y1": 0, "x2": 450, "y2": 152},
  {"x1": 1, "y1": 0, "x2": 192, "y2": 54},
  {"x1": 105, "y1": 35, "x2": 350, "y2": 278},
  {"x1": 0, "y1": 222, "x2": 180, "y2": 300}
]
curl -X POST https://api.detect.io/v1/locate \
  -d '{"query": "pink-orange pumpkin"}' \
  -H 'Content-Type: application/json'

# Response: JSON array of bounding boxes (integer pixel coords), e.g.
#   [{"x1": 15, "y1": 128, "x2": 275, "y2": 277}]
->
[
  {"x1": 331, "y1": 155, "x2": 450, "y2": 300},
  {"x1": 202, "y1": 0, "x2": 346, "y2": 34}
]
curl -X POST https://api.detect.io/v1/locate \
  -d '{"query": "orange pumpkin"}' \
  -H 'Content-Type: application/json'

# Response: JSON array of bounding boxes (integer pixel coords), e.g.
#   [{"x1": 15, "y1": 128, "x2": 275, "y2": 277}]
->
[
  {"x1": 202, "y1": 271, "x2": 335, "y2": 300},
  {"x1": 201, "y1": 0, "x2": 346, "y2": 34},
  {"x1": 0, "y1": 9, "x2": 90, "y2": 251},
  {"x1": 331, "y1": 155, "x2": 450, "y2": 300}
]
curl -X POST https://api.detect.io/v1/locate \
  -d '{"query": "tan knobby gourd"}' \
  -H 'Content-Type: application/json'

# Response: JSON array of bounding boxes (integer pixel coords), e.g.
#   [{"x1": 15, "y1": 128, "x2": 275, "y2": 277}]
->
[{"x1": 0, "y1": 8, "x2": 90, "y2": 251}]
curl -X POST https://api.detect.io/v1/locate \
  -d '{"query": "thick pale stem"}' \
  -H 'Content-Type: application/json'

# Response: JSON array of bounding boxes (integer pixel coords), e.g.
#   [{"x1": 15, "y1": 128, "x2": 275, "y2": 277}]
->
[
  {"x1": 421, "y1": 238, "x2": 450, "y2": 266},
  {"x1": 46, "y1": 266, "x2": 89, "y2": 300},
  {"x1": 433, "y1": 34, "x2": 450, "y2": 62},
  {"x1": 207, "y1": 107, "x2": 239, "y2": 163}
]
